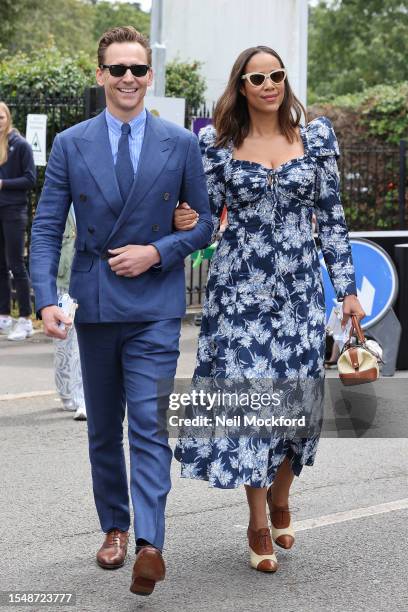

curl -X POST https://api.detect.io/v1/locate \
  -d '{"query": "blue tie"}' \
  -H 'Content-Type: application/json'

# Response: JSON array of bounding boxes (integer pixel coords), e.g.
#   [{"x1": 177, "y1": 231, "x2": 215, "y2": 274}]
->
[{"x1": 115, "y1": 123, "x2": 134, "y2": 203}]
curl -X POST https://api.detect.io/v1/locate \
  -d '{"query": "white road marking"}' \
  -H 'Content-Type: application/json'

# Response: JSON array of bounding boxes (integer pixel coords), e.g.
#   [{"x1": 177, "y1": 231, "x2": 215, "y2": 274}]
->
[
  {"x1": 233, "y1": 498, "x2": 408, "y2": 532},
  {"x1": 0, "y1": 390, "x2": 56, "y2": 401}
]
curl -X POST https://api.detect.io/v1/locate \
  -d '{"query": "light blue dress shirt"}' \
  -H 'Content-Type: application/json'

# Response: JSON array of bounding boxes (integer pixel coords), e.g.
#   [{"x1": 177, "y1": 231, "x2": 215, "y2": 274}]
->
[{"x1": 105, "y1": 107, "x2": 147, "y2": 175}]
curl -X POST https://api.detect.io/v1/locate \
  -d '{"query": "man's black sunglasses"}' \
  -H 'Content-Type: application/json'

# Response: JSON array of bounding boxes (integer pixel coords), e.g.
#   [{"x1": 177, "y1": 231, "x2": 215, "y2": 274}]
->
[{"x1": 100, "y1": 64, "x2": 150, "y2": 78}]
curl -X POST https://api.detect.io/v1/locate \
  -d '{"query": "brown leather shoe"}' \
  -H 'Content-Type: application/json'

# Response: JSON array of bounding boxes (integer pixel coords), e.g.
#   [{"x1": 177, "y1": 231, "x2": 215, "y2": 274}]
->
[
  {"x1": 96, "y1": 529, "x2": 129, "y2": 569},
  {"x1": 247, "y1": 527, "x2": 278, "y2": 572},
  {"x1": 267, "y1": 487, "x2": 295, "y2": 549},
  {"x1": 130, "y1": 546, "x2": 166, "y2": 596}
]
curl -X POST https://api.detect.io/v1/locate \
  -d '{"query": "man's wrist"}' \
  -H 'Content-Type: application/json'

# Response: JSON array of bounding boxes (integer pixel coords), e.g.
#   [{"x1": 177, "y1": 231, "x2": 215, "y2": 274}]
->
[
  {"x1": 41, "y1": 304, "x2": 56, "y2": 313},
  {"x1": 146, "y1": 244, "x2": 161, "y2": 266}
]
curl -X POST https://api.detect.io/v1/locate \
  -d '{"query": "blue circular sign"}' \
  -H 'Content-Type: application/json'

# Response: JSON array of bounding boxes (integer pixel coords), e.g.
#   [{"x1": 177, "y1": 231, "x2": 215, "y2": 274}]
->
[{"x1": 319, "y1": 238, "x2": 398, "y2": 329}]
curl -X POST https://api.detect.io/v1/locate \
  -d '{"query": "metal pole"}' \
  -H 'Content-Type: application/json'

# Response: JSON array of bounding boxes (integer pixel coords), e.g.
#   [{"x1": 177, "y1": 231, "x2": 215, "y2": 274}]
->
[
  {"x1": 399, "y1": 140, "x2": 407, "y2": 230},
  {"x1": 298, "y1": 0, "x2": 309, "y2": 108},
  {"x1": 150, "y1": 0, "x2": 166, "y2": 97}
]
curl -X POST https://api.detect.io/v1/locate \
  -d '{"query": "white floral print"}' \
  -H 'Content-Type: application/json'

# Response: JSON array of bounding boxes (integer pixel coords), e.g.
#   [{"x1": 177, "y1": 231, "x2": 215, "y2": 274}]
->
[{"x1": 175, "y1": 117, "x2": 357, "y2": 488}]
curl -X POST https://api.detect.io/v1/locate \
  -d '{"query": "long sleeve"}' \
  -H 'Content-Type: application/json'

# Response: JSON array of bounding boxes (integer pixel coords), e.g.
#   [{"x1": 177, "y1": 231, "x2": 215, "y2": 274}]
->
[
  {"x1": 311, "y1": 117, "x2": 357, "y2": 300},
  {"x1": 150, "y1": 131, "x2": 213, "y2": 271},
  {"x1": 198, "y1": 125, "x2": 227, "y2": 244},
  {"x1": 30, "y1": 134, "x2": 72, "y2": 312},
  {"x1": 1, "y1": 140, "x2": 36, "y2": 190}
]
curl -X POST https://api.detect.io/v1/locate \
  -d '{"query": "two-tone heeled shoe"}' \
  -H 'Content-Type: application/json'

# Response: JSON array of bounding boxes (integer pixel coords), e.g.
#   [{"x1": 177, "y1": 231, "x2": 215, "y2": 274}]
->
[
  {"x1": 247, "y1": 527, "x2": 278, "y2": 572},
  {"x1": 267, "y1": 487, "x2": 295, "y2": 550}
]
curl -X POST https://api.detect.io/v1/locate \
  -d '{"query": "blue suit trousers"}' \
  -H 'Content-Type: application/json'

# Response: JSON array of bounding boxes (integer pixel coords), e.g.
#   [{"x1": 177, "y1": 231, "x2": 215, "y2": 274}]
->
[{"x1": 75, "y1": 319, "x2": 181, "y2": 551}]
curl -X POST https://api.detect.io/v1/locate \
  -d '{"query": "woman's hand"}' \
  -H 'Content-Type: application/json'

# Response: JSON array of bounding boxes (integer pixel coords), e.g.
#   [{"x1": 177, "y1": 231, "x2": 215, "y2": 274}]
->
[
  {"x1": 174, "y1": 202, "x2": 199, "y2": 231},
  {"x1": 341, "y1": 294, "x2": 366, "y2": 327}
]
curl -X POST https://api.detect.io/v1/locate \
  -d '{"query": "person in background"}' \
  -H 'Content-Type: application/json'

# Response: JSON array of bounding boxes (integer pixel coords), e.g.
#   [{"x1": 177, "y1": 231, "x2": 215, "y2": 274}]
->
[
  {"x1": 54, "y1": 206, "x2": 87, "y2": 421},
  {"x1": 0, "y1": 101, "x2": 36, "y2": 340}
]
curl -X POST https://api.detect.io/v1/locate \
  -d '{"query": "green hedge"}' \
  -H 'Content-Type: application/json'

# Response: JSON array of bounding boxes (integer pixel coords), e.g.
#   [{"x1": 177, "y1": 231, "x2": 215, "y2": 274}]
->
[
  {"x1": 0, "y1": 47, "x2": 206, "y2": 110},
  {"x1": 309, "y1": 82, "x2": 408, "y2": 145},
  {"x1": 308, "y1": 82, "x2": 407, "y2": 231},
  {"x1": 0, "y1": 47, "x2": 94, "y2": 99}
]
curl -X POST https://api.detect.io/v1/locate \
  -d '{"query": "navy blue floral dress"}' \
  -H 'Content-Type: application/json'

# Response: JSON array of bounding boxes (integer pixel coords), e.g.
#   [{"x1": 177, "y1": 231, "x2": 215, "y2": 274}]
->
[{"x1": 174, "y1": 117, "x2": 357, "y2": 488}]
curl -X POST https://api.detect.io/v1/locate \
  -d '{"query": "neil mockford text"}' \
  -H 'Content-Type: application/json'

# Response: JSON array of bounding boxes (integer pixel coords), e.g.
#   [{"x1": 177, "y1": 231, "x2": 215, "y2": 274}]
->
[
  {"x1": 167, "y1": 414, "x2": 307, "y2": 428},
  {"x1": 167, "y1": 390, "x2": 306, "y2": 429}
]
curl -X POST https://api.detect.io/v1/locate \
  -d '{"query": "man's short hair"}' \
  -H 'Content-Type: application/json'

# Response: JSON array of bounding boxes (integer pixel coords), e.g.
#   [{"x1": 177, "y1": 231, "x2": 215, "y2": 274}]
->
[{"x1": 97, "y1": 26, "x2": 152, "y2": 66}]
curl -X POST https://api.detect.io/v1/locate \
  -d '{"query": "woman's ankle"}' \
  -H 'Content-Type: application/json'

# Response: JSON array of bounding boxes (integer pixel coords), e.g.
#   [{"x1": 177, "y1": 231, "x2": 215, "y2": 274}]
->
[
  {"x1": 268, "y1": 485, "x2": 289, "y2": 509},
  {"x1": 248, "y1": 515, "x2": 269, "y2": 531}
]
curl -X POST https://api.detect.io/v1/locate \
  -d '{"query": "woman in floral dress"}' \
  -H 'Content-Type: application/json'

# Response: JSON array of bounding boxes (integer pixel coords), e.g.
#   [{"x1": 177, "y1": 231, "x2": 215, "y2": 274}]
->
[{"x1": 174, "y1": 46, "x2": 365, "y2": 572}]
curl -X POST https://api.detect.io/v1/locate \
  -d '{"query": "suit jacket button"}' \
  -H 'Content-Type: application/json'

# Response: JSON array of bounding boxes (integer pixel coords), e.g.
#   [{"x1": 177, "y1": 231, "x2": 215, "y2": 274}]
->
[
  {"x1": 163, "y1": 192, "x2": 170, "y2": 201},
  {"x1": 79, "y1": 193, "x2": 87, "y2": 202},
  {"x1": 152, "y1": 224, "x2": 160, "y2": 232},
  {"x1": 88, "y1": 227, "x2": 95, "y2": 234}
]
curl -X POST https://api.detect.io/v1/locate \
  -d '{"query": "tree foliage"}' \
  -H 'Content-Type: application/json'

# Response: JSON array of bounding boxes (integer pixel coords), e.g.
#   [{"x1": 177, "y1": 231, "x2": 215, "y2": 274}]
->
[
  {"x1": 0, "y1": 0, "x2": 206, "y2": 108},
  {"x1": 0, "y1": 0, "x2": 149, "y2": 58},
  {"x1": 0, "y1": 45, "x2": 206, "y2": 111},
  {"x1": 0, "y1": 0, "x2": 31, "y2": 45},
  {"x1": 0, "y1": 46, "x2": 94, "y2": 99},
  {"x1": 165, "y1": 60, "x2": 206, "y2": 109},
  {"x1": 93, "y1": 1, "x2": 150, "y2": 41},
  {"x1": 308, "y1": 0, "x2": 408, "y2": 102},
  {"x1": 2, "y1": 0, "x2": 95, "y2": 57},
  {"x1": 308, "y1": 81, "x2": 408, "y2": 230},
  {"x1": 309, "y1": 81, "x2": 408, "y2": 145}
]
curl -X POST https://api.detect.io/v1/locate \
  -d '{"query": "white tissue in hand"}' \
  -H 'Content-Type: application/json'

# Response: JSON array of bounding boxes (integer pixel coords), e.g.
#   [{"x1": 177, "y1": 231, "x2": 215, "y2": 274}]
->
[
  {"x1": 57, "y1": 292, "x2": 78, "y2": 331},
  {"x1": 326, "y1": 305, "x2": 352, "y2": 351},
  {"x1": 365, "y1": 339, "x2": 383, "y2": 360}
]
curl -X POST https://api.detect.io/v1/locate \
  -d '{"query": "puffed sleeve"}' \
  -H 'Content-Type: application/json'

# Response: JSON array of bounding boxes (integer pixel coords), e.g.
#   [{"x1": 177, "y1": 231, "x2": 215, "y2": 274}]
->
[
  {"x1": 308, "y1": 116, "x2": 357, "y2": 300},
  {"x1": 198, "y1": 125, "x2": 227, "y2": 243}
]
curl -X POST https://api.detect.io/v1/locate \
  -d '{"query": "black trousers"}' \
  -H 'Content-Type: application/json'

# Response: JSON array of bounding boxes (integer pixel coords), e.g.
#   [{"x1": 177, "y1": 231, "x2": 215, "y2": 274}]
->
[{"x1": 0, "y1": 205, "x2": 32, "y2": 317}]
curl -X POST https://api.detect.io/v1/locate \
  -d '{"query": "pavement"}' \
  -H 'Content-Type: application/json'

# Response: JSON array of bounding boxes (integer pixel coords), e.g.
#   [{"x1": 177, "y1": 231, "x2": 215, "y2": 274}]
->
[{"x1": 0, "y1": 322, "x2": 407, "y2": 612}]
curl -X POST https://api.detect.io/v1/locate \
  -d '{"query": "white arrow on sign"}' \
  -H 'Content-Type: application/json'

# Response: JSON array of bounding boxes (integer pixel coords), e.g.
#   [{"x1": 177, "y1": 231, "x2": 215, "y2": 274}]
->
[
  {"x1": 332, "y1": 275, "x2": 375, "y2": 316},
  {"x1": 357, "y1": 276, "x2": 375, "y2": 316}
]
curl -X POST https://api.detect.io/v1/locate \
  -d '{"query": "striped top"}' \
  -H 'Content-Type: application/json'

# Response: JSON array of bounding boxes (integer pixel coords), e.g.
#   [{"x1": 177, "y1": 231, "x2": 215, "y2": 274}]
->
[{"x1": 105, "y1": 107, "x2": 147, "y2": 175}]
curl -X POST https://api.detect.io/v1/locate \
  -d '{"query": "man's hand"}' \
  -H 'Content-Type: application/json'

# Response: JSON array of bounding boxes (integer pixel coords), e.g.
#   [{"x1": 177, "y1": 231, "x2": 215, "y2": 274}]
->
[
  {"x1": 341, "y1": 294, "x2": 366, "y2": 328},
  {"x1": 41, "y1": 305, "x2": 72, "y2": 339},
  {"x1": 174, "y1": 202, "x2": 199, "y2": 231},
  {"x1": 108, "y1": 244, "x2": 160, "y2": 277}
]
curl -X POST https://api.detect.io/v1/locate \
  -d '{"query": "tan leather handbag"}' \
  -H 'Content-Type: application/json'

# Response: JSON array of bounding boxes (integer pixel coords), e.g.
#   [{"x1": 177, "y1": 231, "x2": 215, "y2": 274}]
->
[{"x1": 337, "y1": 315, "x2": 380, "y2": 386}]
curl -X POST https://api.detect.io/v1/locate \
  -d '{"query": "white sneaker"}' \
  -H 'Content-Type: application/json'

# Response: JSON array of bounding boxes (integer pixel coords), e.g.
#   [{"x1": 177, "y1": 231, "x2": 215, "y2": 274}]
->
[
  {"x1": 61, "y1": 399, "x2": 76, "y2": 412},
  {"x1": 73, "y1": 405, "x2": 87, "y2": 421},
  {"x1": 0, "y1": 316, "x2": 13, "y2": 334},
  {"x1": 7, "y1": 317, "x2": 34, "y2": 341}
]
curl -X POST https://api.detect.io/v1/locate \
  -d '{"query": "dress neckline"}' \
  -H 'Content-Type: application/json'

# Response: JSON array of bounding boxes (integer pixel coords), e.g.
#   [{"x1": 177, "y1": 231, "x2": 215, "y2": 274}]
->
[{"x1": 229, "y1": 125, "x2": 309, "y2": 173}]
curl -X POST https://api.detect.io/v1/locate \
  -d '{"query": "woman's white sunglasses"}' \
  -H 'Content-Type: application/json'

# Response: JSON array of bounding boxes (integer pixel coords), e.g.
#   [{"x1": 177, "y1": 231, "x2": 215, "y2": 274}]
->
[{"x1": 241, "y1": 68, "x2": 287, "y2": 87}]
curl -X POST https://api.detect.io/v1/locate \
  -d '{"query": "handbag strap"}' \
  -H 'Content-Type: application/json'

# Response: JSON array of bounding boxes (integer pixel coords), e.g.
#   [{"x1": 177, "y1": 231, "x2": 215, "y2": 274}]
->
[{"x1": 349, "y1": 314, "x2": 366, "y2": 344}]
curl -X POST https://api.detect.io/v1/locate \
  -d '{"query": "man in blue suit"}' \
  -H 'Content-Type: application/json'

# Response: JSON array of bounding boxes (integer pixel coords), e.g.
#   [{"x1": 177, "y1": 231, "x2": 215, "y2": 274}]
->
[{"x1": 30, "y1": 26, "x2": 212, "y2": 596}]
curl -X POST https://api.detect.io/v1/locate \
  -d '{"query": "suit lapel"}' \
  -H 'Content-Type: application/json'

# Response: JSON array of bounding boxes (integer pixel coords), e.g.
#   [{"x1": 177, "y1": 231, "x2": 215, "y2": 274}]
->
[
  {"x1": 73, "y1": 111, "x2": 123, "y2": 218},
  {"x1": 101, "y1": 111, "x2": 176, "y2": 248}
]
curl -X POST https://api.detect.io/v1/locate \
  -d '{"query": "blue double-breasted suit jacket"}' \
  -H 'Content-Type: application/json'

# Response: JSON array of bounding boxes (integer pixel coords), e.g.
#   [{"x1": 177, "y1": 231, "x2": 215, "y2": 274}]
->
[{"x1": 30, "y1": 109, "x2": 213, "y2": 321}]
